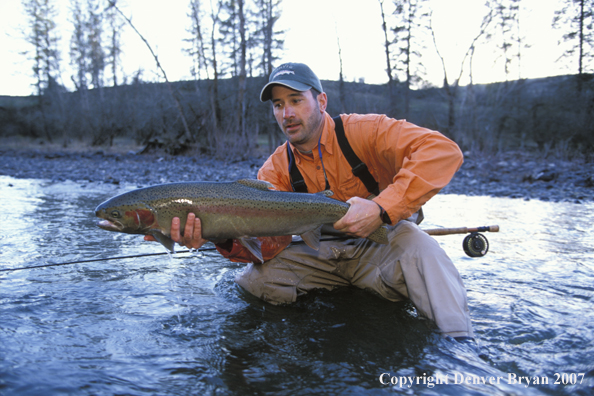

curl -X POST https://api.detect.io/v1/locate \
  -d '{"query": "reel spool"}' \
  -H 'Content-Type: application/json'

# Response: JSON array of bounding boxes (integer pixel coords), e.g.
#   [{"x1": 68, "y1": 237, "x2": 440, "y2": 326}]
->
[{"x1": 462, "y1": 232, "x2": 489, "y2": 257}]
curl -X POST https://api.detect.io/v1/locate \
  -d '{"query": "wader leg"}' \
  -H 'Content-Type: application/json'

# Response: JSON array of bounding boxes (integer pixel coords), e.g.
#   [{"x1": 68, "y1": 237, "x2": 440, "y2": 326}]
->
[
  {"x1": 235, "y1": 221, "x2": 474, "y2": 338},
  {"x1": 235, "y1": 241, "x2": 351, "y2": 305},
  {"x1": 378, "y1": 221, "x2": 474, "y2": 338}
]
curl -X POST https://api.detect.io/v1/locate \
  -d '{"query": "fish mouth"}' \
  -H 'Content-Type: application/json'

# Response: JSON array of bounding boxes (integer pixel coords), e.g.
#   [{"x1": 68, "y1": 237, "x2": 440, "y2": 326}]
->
[{"x1": 97, "y1": 219, "x2": 124, "y2": 231}]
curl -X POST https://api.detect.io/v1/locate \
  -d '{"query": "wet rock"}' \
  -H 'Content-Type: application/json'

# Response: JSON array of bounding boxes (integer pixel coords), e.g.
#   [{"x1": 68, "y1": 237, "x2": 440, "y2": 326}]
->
[
  {"x1": 2, "y1": 148, "x2": 594, "y2": 203},
  {"x1": 576, "y1": 175, "x2": 594, "y2": 188}
]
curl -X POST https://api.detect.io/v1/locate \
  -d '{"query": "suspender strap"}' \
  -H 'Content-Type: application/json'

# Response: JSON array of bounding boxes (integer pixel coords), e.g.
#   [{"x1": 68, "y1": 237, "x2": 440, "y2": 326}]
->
[
  {"x1": 286, "y1": 115, "x2": 380, "y2": 196},
  {"x1": 333, "y1": 116, "x2": 380, "y2": 196},
  {"x1": 286, "y1": 144, "x2": 308, "y2": 192}
]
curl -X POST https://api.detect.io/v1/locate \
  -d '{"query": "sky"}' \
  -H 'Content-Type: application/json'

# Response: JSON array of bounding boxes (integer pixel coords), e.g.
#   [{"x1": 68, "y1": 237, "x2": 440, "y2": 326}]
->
[{"x1": 0, "y1": 0, "x2": 570, "y2": 97}]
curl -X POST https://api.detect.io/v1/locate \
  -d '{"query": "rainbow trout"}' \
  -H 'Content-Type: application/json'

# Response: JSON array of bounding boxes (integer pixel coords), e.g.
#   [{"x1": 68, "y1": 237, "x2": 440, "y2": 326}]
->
[{"x1": 95, "y1": 179, "x2": 389, "y2": 262}]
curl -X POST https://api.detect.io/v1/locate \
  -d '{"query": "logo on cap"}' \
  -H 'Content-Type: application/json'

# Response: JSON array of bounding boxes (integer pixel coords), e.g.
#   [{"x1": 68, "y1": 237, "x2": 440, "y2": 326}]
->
[{"x1": 273, "y1": 70, "x2": 295, "y2": 79}]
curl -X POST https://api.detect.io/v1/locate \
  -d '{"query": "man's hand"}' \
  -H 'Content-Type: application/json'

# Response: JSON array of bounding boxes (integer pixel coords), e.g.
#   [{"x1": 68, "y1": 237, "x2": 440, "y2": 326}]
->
[
  {"x1": 332, "y1": 197, "x2": 384, "y2": 238},
  {"x1": 143, "y1": 213, "x2": 209, "y2": 249}
]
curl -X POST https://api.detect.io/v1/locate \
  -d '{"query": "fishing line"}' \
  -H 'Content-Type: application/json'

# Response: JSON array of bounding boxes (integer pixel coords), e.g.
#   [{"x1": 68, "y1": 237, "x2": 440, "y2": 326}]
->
[{"x1": 0, "y1": 237, "x2": 350, "y2": 273}]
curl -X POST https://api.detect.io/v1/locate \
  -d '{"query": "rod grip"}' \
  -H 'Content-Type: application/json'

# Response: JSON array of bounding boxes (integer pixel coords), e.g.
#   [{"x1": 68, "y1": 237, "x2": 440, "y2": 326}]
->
[{"x1": 423, "y1": 225, "x2": 499, "y2": 236}]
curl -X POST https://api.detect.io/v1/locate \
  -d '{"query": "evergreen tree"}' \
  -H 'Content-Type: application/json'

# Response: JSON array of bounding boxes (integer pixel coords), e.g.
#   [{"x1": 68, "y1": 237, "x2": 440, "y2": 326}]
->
[
  {"x1": 553, "y1": 0, "x2": 593, "y2": 85},
  {"x1": 22, "y1": 0, "x2": 61, "y2": 96},
  {"x1": 391, "y1": 0, "x2": 430, "y2": 118}
]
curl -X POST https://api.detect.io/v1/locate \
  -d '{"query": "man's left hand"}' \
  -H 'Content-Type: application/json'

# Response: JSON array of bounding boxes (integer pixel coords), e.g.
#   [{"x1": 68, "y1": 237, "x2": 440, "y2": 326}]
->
[{"x1": 332, "y1": 197, "x2": 383, "y2": 238}]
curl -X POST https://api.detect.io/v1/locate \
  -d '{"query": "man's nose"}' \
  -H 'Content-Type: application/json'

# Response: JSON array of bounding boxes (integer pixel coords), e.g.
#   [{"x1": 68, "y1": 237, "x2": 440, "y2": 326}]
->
[{"x1": 283, "y1": 105, "x2": 295, "y2": 119}]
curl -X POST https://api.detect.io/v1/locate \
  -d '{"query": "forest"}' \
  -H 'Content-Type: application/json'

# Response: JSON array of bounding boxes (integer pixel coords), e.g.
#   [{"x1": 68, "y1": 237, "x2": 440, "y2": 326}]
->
[{"x1": 1, "y1": 0, "x2": 593, "y2": 160}]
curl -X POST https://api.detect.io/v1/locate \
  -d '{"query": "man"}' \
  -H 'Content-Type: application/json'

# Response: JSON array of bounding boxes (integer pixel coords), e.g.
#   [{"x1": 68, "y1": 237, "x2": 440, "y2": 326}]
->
[{"x1": 147, "y1": 62, "x2": 474, "y2": 341}]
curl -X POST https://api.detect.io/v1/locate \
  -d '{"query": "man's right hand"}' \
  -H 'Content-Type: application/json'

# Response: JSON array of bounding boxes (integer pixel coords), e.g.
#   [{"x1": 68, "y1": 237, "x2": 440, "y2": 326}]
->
[{"x1": 143, "y1": 212, "x2": 209, "y2": 249}]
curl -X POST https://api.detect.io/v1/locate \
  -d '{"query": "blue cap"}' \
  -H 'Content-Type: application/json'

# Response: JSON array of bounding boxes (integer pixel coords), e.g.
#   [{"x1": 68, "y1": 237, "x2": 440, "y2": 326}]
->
[{"x1": 260, "y1": 62, "x2": 323, "y2": 102}]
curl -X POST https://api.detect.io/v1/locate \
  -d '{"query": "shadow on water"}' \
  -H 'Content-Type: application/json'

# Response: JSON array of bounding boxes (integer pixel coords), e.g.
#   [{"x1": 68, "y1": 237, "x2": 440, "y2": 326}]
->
[
  {"x1": 1, "y1": 176, "x2": 594, "y2": 395},
  {"x1": 213, "y1": 283, "x2": 434, "y2": 395}
]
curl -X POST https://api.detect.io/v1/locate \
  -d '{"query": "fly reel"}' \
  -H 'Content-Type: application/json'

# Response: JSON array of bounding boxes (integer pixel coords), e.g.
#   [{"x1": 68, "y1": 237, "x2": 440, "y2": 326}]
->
[{"x1": 462, "y1": 232, "x2": 489, "y2": 257}]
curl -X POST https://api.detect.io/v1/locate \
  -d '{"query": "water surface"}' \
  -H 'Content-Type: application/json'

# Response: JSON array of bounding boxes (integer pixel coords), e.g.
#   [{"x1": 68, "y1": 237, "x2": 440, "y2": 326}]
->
[{"x1": 1, "y1": 176, "x2": 593, "y2": 395}]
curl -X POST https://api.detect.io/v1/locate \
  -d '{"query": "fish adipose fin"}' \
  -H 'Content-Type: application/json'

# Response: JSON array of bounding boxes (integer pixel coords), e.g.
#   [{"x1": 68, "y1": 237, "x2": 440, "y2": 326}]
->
[
  {"x1": 148, "y1": 230, "x2": 176, "y2": 252},
  {"x1": 300, "y1": 225, "x2": 322, "y2": 251},
  {"x1": 316, "y1": 190, "x2": 334, "y2": 197},
  {"x1": 239, "y1": 237, "x2": 264, "y2": 263},
  {"x1": 236, "y1": 179, "x2": 275, "y2": 191}
]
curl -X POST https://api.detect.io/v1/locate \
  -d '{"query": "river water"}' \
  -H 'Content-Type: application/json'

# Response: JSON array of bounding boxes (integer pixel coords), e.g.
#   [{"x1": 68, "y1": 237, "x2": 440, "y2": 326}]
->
[{"x1": 1, "y1": 175, "x2": 593, "y2": 395}]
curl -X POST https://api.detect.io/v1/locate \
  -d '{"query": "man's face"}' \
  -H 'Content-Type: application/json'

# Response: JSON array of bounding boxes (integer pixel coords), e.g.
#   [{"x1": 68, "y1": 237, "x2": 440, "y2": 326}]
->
[{"x1": 271, "y1": 85, "x2": 327, "y2": 151}]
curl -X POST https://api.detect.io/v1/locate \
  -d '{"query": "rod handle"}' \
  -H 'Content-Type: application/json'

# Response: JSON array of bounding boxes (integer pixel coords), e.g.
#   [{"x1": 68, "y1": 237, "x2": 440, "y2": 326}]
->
[{"x1": 423, "y1": 225, "x2": 499, "y2": 236}]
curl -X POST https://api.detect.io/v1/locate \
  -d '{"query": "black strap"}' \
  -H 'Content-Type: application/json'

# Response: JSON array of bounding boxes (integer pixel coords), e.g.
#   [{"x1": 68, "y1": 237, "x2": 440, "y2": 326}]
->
[
  {"x1": 286, "y1": 115, "x2": 379, "y2": 196},
  {"x1": 287, "y1": 143, "x2": 308, "y2": 192},
  {"x1": 333, "y1": 116, "x2": 380, "y2": 196}
]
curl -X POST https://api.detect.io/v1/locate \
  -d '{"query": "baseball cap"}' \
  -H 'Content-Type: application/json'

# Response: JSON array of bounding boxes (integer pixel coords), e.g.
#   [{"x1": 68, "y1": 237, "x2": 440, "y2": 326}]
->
[{"x1": 260, "y1": 62, "x2": 323, "y2": 102}]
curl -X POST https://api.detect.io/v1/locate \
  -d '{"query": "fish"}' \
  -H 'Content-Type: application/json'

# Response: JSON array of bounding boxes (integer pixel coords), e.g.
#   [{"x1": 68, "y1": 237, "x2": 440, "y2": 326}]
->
[{"x1": 95, "y1": 179, "x2": 389, "y2": 262}]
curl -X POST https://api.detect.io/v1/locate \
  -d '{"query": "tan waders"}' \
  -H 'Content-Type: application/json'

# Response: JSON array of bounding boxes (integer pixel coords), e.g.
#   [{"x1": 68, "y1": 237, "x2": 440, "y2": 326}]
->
[{"x1": 235, "y1": 221, "x2": 474, "y2": 338}]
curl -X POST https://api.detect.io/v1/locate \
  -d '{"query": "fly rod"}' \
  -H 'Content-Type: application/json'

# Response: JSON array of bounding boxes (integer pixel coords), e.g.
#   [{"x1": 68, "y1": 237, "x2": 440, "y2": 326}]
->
[{"x1": 0, "y1": 225, "x2": 499, "y2": 273}]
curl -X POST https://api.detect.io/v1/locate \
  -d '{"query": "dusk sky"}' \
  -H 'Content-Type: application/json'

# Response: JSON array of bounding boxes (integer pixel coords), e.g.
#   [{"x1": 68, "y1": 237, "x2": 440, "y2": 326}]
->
[{"x1": 0, "y1": 0, "x2": 571, "y2": 96}]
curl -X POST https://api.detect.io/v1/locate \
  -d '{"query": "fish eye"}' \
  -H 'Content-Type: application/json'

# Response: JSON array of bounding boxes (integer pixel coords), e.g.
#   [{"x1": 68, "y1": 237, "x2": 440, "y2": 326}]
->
[{"x1": 110, "y1": 210, "x2": 121, "y2": 218}]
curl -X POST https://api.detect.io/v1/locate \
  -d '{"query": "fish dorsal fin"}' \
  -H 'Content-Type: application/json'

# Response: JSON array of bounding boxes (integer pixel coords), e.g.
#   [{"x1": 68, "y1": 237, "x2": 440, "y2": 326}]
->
[
  {"x1": 148, "y1": 230, "x2": 176, "y2": 252},
  {"x1": 236, "y1": 179, "x2": 274, "y2": 191},
  {"x1": 366, "y1": 226, "x2": 389, "y2": 245},
  {"x1": 300, "y1": 225, "x2": 322, "y2": 251},
  {"x1": 315, "y1": 190, "x2": 334, "y2": 198},
  {"x1": 239, "y1": 237, "x2": 264, "y2": 263}
]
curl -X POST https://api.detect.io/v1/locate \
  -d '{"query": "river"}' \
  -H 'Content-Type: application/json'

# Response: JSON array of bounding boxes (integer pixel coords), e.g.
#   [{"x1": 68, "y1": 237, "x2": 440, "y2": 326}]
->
[{"x1": 1, "y1": 175, "x2": 592, "y2": 395}]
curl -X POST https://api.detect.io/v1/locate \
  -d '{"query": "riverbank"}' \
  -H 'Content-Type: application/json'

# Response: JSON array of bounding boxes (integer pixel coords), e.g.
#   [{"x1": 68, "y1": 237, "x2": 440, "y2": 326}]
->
[{"x1": 1, "y1": 145, "x2": 593, "y2": 203}]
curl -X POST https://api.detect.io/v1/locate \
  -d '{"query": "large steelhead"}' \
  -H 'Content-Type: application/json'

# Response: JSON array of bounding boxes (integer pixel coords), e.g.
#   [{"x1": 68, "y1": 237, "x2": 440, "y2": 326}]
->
[{"x1": 95, "y1": 179, "x2": 389, "y2": 261}]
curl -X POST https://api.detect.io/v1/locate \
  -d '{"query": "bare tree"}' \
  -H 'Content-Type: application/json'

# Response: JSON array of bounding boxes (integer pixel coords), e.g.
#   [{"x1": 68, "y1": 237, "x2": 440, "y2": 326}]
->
[
  {"x1": 255, "y1": 0, "x2": 283, "y2": 76},
  {"x1": 69, "y1": 0, "x2": 89, "y2": 91},
  {"x1": 186, "y1": 0, "x2": 210, "y2": 81},
  {"x1": 208, "y1": 0, "x2": 223, "y2": 128},
  {"x1": 430, "y1": 9, "x2": 492, "y2": 139},
  {"x1": 104, "y1": 0, "x2": 124, "y2": 86},
  {"x1": 553, "y1": 0, "x2": 594, "y2": 91},
  {"x1": 22, "y1": 0, "x2": 61, "y2": 97},
  {"x1": 336, "y1": 26, "x2": 347, "y2": 113},
  {"x1": 237, "y1": 0, "x2": 247, "y2": 140},
  {"x1": 107, "y1": 0, "x2": 193, "y2": 144},
  {"x1": 487, "y1": 0, "x2": 525, "y2": 80},
  {"x1": 86, "y1": 0, "x2": 105, "y2": 89},
  {"x1": 22, "y1": 0, "x2": 62, "y2": 142},
  {"x1": 391, "y1": 0, "x2": 430, "y2": 119},
  {"x1": 219, "y1": 0, "x2": 249, "y2": 138},
  {"x1": 378, "y1": 0, "x2": 397, "y2": 114},
  {"x1": 553, "y1": 0, "x2": 594, "y2": 150}
]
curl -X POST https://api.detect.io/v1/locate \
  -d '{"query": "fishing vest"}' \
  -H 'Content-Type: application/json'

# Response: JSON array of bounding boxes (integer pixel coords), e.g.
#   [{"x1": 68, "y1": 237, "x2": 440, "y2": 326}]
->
[{"x1": 285, "y1": 115, "x2": 424, "y2": 225}]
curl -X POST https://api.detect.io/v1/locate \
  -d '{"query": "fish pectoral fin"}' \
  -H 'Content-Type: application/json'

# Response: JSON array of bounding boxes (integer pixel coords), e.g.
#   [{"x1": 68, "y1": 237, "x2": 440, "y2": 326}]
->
[
  {"x1": 239, "y1": 237, "x2": 264, "y2": 263},
  {"x1": 236, "y1": 179, "x2": 275, "y2": 191},
  {"x1": 367, "y1": 226, "x2": 389, "y2": 244},
  {"x1": 148, "y1": 230, "x2": 176, "y2": 252},
  {"x1": 300, "y1": 226, "x2": 322, "y2": 251}
]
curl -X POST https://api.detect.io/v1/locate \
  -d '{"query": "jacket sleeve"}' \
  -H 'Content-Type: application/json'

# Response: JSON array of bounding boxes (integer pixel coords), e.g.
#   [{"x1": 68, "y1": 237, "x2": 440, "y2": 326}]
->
[
  {"x1": 215, "y1": 235, "x2": 293, "y2": 263},
  {"x1": 350, "y1": 116, "x2": 463, "y2": 224}
]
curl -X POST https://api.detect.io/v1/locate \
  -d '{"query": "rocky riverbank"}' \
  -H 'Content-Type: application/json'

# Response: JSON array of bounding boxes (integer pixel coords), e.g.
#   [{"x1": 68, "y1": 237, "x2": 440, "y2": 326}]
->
[{"x1": 1, "y1": 147, "x2": 593, "y2": 203}]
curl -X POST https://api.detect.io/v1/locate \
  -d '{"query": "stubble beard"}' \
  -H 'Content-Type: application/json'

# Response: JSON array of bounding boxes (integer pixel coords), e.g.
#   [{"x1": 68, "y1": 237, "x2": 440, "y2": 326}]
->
[{"x1": 282, "y1": 104, "x2": 324, "y2": 148}]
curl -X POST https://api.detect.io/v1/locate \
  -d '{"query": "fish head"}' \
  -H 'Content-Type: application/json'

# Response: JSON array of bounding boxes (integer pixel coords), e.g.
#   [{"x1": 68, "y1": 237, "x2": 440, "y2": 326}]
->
[{"x1": 95, "y1": 194, "x2": 157, "y2": 235}]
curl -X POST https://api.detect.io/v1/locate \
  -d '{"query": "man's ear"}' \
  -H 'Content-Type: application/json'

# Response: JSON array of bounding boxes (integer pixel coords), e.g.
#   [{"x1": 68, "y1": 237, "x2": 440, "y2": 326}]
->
[{"x1": 317, "y1": 92, "x2": 328, "y2": 113}]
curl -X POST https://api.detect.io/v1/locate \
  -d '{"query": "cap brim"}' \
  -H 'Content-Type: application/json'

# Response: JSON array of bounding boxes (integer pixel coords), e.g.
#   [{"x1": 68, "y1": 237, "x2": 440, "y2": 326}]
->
[{"x1": 260, "y1": 80, "x2": 312, "y2": 102}]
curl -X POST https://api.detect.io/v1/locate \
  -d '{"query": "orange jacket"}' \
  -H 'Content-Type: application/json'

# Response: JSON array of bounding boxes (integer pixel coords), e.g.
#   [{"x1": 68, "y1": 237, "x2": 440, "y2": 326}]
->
[{"x1": 216, "y1": 112, "x2": 463, "y2": 263}]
